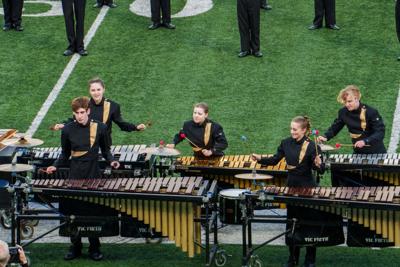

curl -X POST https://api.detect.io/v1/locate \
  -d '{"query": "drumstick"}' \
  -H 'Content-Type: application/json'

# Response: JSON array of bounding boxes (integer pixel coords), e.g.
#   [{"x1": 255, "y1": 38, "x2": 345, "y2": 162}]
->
[
  {"x1": 311, "y1": 129, "x2": 319, "y2": 158},
  {"x1": 180, "y1": 133, "x2": 202, "y2": 149},
  {"x1": 335, "y1": 143, "x2": 371, "y2": 148}
]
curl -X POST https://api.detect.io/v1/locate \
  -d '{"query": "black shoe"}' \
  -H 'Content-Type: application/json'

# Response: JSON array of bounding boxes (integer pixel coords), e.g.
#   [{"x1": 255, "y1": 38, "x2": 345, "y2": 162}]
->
[
  {"x1": 283, "y1": 262, "x2": 297, "y2": 267},
  {"x1": 14, "y1": 25, "x2": 24, "y2": 31},
  {"x1": 78, "y1": 49, "x2": 88, "y2": 56},
  {"x1": 63, "y1": 49, "x2": 74, "y2": 56},
  {"x1": 261, "y1": 4, "x2": 272, "y2": 10},
  {"x1": 2, "y1": 25, "x2": 11, "y2": 31},
  {"x1": 302, "y1": 263, "x2": 316, "y2": 267},
  {"x1": 107, "y1": 3, "x2": 117, "y2": 7},
  {"x1": 64, "y1": 248, "x2": 82, "y2": 260},
  {"x1": 163, "y1": 23, "x2": 176, "y2": 29},
  {"x1": 238, "y1": 51, "x2": 250, "y2": 58},
  {"x1": 327, "y1": 24, "x2": 340, "y2": 30},
  {"x1": 253, "y1": 51, "x2": 263, "y2": 57},
  {"x1": 89, "y1": 251, "x2": 104, "y2": 261},
  {"x1": 308, "y1": 24, "x2": 321, "y2": 30},
  {"x1": 93, "y1": 3, "x2": 102, "y2": 7},
  {"x1": 148, "y1": 23, "x2": 161, "y2": 30}
]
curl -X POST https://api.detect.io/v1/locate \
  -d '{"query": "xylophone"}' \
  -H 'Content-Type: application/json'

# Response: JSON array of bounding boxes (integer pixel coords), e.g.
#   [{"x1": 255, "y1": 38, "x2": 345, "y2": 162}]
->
[
  {"x1": 31, "y1": 176, "x2": 217, "y2": 258},
  {"x1": 19, "y1": 145, "x2": 154, "y2": 179},
  {"x1": 257, "y1": 186, "x2": 400, "y2": 246},
  {"x1": 175, "y1": 155, "x2": 288, "y2": 189},
  {"x1": 329, "y1": 153, "x2": 400, "y2": 186}
]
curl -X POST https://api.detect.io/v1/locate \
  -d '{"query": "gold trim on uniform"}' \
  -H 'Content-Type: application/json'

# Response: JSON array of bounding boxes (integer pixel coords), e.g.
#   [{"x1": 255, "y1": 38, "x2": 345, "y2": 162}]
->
[
  {"x1": 360, "y1": 106, "x2": 367, "y2": 131},
  {"x1": 71, "y1": 150, "x2": 88, "y2": 157},
  {"x1": 350, "y1": 133, "x2": 362, "y2": 139},
  {"x1": 192, "y1": 122, "x2": 212, "y2": 152},
  {"x1": 298, "y1": 140, "x2": 310, "y2": 164},
  {"x1": 103, "y1": 100, "x2": 111, "y2": 124},
  {"x1": 90, "y1": 121, "x2": 98, "y2": 148}
]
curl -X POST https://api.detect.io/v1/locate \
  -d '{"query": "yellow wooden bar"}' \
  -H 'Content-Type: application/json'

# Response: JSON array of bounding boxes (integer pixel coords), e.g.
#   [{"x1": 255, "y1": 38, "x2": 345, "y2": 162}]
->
[
  {"x1": 155, "y1": 200, "x2": 161, "y2": 233},
  {"x1": 168, "y1": 201, "x2": 175, "y2": 241},
  {"x1": 188, "y1": 203, "x2": 195, "y2": 258},
  {"x1": 363, "y1": 209, "x2": 369, "y2": 227},
  {"x1": 132, "y1": 199, "x2": 138, "y2": 218},
  {"x1": 175, "y1": 201, "x2": 181, "y2": 247},
  {"x1": 162, "y1": 201, "x2": 168, "y2": 236},
  {"x1": 120, "y1": 199, "x2": 126, "y2": 213},
  {"x1": 126, "y1": 199, "x2": 132, "y2": 215}
]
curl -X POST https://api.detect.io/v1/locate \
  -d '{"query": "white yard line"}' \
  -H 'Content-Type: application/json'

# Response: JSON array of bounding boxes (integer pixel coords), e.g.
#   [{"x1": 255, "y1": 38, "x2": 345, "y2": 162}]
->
[
  {"x1": 388, "y1": 85, "x2": 400, "y2": 153},
  {"x1": 25, "y1": 7, "x2": 110, "y2": 136}
]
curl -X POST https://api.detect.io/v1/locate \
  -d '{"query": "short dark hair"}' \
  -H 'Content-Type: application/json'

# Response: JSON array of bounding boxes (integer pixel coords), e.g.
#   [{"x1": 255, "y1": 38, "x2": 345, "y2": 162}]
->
[{"x1": 71, "y1": 97, "x2": 90, "y2": 112}]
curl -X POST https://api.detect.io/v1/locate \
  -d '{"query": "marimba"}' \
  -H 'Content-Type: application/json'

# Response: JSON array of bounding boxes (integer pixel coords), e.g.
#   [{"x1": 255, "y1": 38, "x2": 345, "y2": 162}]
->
[
  {"x1": 31, "y1": 176, "x2": 217, "y2": 258},
  {"x1": 329, "y1": 153, "x2": 400, "y2": 186},
  {"x1": 19, "y1": 145, "x2": 153, "y2": 178},
  {"x1": 257, "y1": 186, "x2": 400, "y2": 246},
  {"x1": 175, "y1": 155, "x2": 288, "y2": 189}
]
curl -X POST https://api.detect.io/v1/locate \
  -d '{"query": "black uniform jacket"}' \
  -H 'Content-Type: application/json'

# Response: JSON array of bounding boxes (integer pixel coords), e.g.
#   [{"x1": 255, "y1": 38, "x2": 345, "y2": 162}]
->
[
  {"x1": 54, "y1": 119, "x2": 113, "y2": 179},
  {"x1": 258, "y1": 136, "x2": 323, "y2": 187},
  {"x1": 324, "y1": 103, "x2": 386, "y2": 154},
  {"x1": 173, "y1": 119, "x2": 228, "y2": 157}
]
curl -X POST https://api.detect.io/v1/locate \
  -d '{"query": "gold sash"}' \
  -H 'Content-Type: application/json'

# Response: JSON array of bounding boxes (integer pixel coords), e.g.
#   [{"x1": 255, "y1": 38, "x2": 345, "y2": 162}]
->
[
  {"x1": 71, "y1": 121, "x2": 98, "y2": 158},
  {"x1": 350, "y1": 106, "x2": 366, "y2": 139},
  {"x1": 103, "y1": 100, "x2": 111, "y2": 123},
  {"x1": 192, "y1": 122, "x2": 212, "y2": 152},
  {"x1": 285, "y1": 140, "x2": 309, "y2": 170}
]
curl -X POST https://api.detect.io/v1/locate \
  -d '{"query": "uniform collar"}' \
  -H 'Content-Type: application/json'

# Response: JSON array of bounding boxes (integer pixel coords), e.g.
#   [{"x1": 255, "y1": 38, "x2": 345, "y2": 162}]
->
[
  {"x1": 293, "y1": 135, "x2": 307, "y2": 144},
  {"x1": 91, "y1": 97, "x2": 105, "y2": 106}
]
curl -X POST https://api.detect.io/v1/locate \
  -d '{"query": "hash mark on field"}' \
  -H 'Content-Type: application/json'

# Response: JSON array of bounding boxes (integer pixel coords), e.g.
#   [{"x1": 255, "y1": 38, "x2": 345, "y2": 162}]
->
[
  {"x1": 388, "y1": 84, "x2": 400, "y2": 153},
  {"x1": 25, "y1": 6, "x2": 110, "y2": 136}
]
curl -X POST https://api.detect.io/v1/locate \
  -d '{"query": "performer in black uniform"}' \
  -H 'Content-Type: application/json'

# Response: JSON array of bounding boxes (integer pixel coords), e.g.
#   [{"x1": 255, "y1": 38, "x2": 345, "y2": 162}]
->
[
  {"x1": 61, "y1": 0, "x2": 88, "y2": 56},
  {"x1": 260, "y1": 0, "x2": 272, "y2": 11},
  {"x1": 237, "y1": 0, "x2": 262, "y2": 57},
  {"x1": 396, "y1": 0, "x2": 400, "y2": 60},
  {"x1": 2, "y1": 0, "x2": 24, "y2": 31},
  {"x1": 93, "y1": 0, "x2": 117, "y2": 8},
  {"x1": 148, "y1": 0, "x2": 175, "y2": 30},
  {"x1": 252, "y1": 116, "x2": 343, "y2": 267},
  {"x1": 167, "y1": 102, "x2": 228, "y2": 158},
  {"x1": 46, "y1": 97, "x2": 120, "y2": 261},
  {"x1": 308, "y1": 0, "x2": 339, "y2": 30},
  {"x1": 53, "y1": 77, "x2": 146, "y2": 146},
  {"x1": 318, "y1": 85, "x2": 386, "y2": 154}
]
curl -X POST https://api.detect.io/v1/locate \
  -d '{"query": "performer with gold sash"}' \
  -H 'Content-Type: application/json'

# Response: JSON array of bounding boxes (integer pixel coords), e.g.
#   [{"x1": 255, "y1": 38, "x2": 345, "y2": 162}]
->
[
  {"x1": 317, "y1": 85, "x2": 386, "y2": 154},
  {"x1": 167, "y1": 102, "x2": 228, "y2": 158},
  {"x1": 46, "y1": 97, "x2": 120, "y2": 261},
  {"x1": 53, "y1": 77, "x2": 146, "y2": 146},
  {"x1": 252, "y1": 116, "x2": 343, "y2": 267}
]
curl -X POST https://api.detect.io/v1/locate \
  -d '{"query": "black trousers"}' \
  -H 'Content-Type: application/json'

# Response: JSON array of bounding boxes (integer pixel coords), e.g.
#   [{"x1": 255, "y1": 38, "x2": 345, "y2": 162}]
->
[
  {"x1": 288, "y1": 246, "x2": 316, "y2": 264},
  {"x1": 237, "y1": 0, "x2": 260, "y2": 53},
  {"x1": 2, "y1": 0, "x2": 23, "y2": 27},
  {"x1": 313, "y1": 0, "x2": 336, "y2": 27},
  {"x1": 396, "y1": 0, "x2": 400, "y2": 43},
  {"x1": 61, "y1": 0, "x2": 86, "y2": 51},
  {"x1": 71, "y1": 236, "x2": 100, "y2": 252},
  {"x1": 150, "y1": 0, "x2": 171, "y2": 24}
]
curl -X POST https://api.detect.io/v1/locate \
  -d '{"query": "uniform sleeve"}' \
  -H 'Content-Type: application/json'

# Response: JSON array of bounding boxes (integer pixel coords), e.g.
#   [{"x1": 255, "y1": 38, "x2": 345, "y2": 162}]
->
[
  {"x1": 111, "y1": 103, "x2": 137, "y2": 132},
  {"x1": 258, "y1": 141, "x2": 285, "y2": 166},
  {"x1": 211, "y1": 124, "x2": 228, "y2": 156},
  {"x1": 53, "y1": 129, "x2": 71, "y2": 167},
  {"x1": 311, "y1": 143, "x2": 325, "y2": 174},
  {"x1": 324, "y1": 110, "x2": 345, "y2": 140},
  {"x1": 364, "y1": 108, "x2": 385, "y2": 145},
  {"x1": 99, "y1": 126, "x2": 114, "y2": 163},
  {"x1": 173, "y1": 128, "x2": 185, "y2": 145}
]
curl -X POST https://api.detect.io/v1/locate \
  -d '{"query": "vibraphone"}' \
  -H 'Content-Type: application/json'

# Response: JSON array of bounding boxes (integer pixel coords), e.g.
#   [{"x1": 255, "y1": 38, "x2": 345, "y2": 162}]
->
[
  {"x1": 329, "y1": 153, "x2": 400, "y2": 186},
  {"x1": 175, "y1": 155, "x2": 288, "y2": 189},
  {"x1": 19, "y1": 144, "x2": 154, "y2": 179},
  {"x1": 31, "y1": 176, "x2": 217, "y2": 258},
  {"x1": 256, "y1": 186, "x2": 400, "y2": 246}
]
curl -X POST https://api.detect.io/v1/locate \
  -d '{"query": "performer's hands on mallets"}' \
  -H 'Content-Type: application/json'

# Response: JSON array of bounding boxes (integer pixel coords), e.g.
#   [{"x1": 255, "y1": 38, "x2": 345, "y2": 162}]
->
[
  {"x1": 317, "y1": 136, "x2": 327, "y2": 143},
  {"x1": 201, "y1": 149, "x2": 213, "y2": 157},
  {"x1": 111, "y1": 161, "x2": 120, "y2": 169},
  {"x1": 50, "y1": 124, "x2": 65, "y2": 131},
  {"x1": 314, "y1": 154, "x2": 322, "y2": 168},
  {"x1": 45, "y1": 166, "x2": 57, "y2": 174},
  {"x1": 136, "y1": 124, "x2": 146, "y2": 131},
  {"x1": 354, "y1": 140, "x2": 366, "y2": 148},
  {"x1": 251, "y1": 154, "x2": 261, "y2": 161}
]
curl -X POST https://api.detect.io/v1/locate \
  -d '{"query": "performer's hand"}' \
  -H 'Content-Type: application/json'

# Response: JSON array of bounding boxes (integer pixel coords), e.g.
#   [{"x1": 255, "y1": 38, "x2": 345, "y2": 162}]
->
[
  {"x1": 46, "y1": 166, "x2": 57, "y2": 174},
  {"x1": 51, "y1": 124, "x2": 64, "y2": 131},
  {"x1": 314, "y1": 155, "x2": 322, "y2": 168},
  {"x1": 201, "y1": 149, "x2": 213, "y2": 157},
  {"x1": 354, "y1": 140, "x2": 366, "y2": 148},
  {"x1": 136, "y1": 124, "x2": 146, "y2": 131},
  {"x1": 317, "y1": 136, "x2": 327, "y2": 142},
  {"x1": 251, "y1": 154, "x2": 261, "y2": 161},
  {"x1": 111, "y1": 161, "x2": 120, "y2": 169},
  {"x1": 166, "y1": 144, "x2": 175, "y2": 148},
  {"x1": 17, "y1": 245, "x2": 28, "y2": 265}
]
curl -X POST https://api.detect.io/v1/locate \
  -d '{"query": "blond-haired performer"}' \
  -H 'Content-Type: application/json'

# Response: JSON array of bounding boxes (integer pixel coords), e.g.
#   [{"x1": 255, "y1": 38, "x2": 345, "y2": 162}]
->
[{"x1": 318, "y1": 85, "x2": 386, "y2": 154}]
